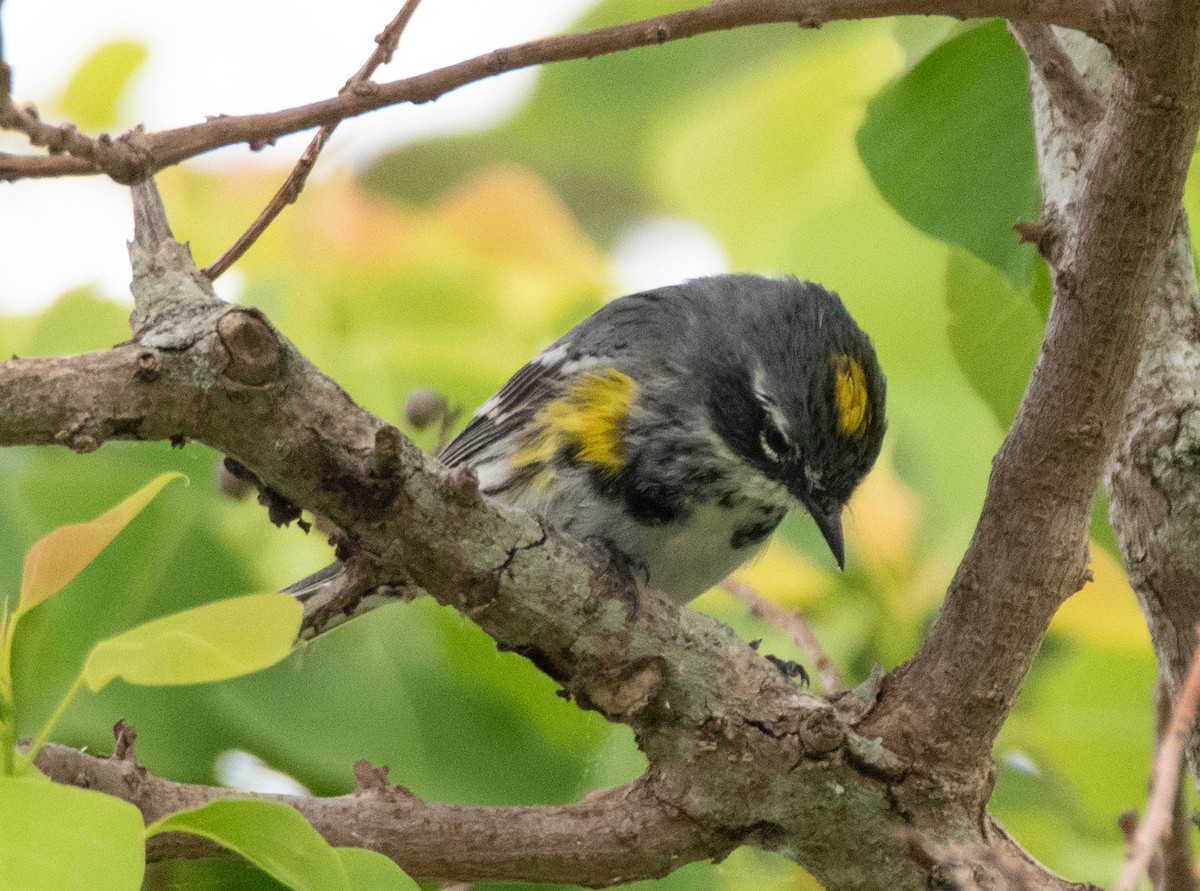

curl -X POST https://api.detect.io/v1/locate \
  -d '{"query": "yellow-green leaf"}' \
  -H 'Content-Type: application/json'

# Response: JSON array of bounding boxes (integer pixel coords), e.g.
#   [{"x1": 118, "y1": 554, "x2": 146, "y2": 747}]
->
[
  {"x1": 18, "y1": 472, "x2": 185, "y2": 615},
  {"x1": 337, "y1": 847, "x2": 419, "y2": 890},
  {"x1": 146, "y1": 799, "x2": 349, "y2": 891},
  {"x1": 83, "y1": 593, "x2": 301, "y2": 692},
  {"x1": 55, "y1": 39, "x2": 149, "y2": 132},
  {"x1": 0, "y1": 774, "x2": 145, "y2": 890}
]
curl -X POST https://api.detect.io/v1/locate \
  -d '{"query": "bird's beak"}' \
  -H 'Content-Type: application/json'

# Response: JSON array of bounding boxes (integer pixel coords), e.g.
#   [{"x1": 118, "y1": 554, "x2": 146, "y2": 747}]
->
[{"x1": 802, "y1": 496, "x2": 845, "y2": 570}]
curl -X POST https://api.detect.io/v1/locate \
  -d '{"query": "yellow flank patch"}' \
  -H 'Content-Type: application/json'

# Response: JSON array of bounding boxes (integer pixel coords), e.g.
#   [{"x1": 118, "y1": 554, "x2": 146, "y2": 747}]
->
[
  {"x1": 833, "y1": 354, "x2": 870, "y2": 437},
  {"x1": 511, "y1": 432, "x2": 558, "y2": 469},
  {"x1": 513, "y1": 368, "x2": 636, "y2": 476}
]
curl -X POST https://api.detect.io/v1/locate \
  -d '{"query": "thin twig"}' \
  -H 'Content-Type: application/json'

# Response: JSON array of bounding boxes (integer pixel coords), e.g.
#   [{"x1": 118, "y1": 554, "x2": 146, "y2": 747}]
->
[
  {"x1": 1008, "y1": 20, "x2": 1103, "y2": 128},
  {"x1": 0, "y1": 0, "x2": 9, "y2": 106},
  {"x1": 0, "y1": 0, "x2": 1113, "y2": 183},
  {"x1": 1114, "y1": 625, "x2": 1200, "y2": 891},
  {"x1": 1153, "y1": 675, "x2": 1198, "y2": 891},
  {"x1": 719, "y1": 576, "x2": 844, "y2": 693},
  {"x1": 203, "y1": 0, "x2": 424, "y2": 280},
  {"x1": 0, "y1": 1, "x2": 108, "y2": 170}
]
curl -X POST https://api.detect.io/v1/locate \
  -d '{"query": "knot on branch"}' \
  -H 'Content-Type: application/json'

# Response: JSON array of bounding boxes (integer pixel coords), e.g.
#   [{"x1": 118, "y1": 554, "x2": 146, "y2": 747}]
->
[
  {"x1": 54, "y1": 413, "x2": 102, "y2": 454},
  {"x1": 1014, "y1": 213, "x2": 1065, "y2": 267},
  {"x1": 109, "y1": 720, "x2": 150, "y2": 795},
  {"x1": 580, "y1": 657, "x2": 668, "y2": 719},
  {"x1": 133, "y1": 349, "x2": 164, "y2": 383},
  {"x1": 217, "y1": 309, "x2": 284, "y2": 385},
  {"x1": 440, "y1": 464, "x2": 481, "y2": 506},
  {"x1": 96, "y1": 128, "x2": 155, "y2": 186},
  {"x1": 352, "y1": 759, "x2": 416, "y2": 801},
  {"x1": 796, "y1": 707, "x2": 846, "y2": 756},
  {"x1": 112, "y1": 719, "x2": 140, "y2": 764},
  {"x1": 372, "y1": 425, "x2": 404, "y2": 478},
  {"x1": 28, "y1": 116, "x2": 77, "y2": 153}
]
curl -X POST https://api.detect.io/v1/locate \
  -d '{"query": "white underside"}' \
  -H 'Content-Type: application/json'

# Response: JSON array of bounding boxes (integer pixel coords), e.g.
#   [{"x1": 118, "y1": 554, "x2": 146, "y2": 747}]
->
[
  {"x1": 604, "y1": 501, "x2": 772, "y2": 602},
  {"x1": 496, "y1": 471, "x2": 777, "y2": 603}
]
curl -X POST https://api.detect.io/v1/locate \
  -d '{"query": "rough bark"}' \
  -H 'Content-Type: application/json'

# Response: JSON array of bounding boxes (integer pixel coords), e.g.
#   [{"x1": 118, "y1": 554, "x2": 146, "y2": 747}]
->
[
  {"x1": 865, "y1": 0, "x2": 1200, "y2": 777},
  {"x1": 4, "y1": 0, "x2": 1200, "y2": 887},
  {"x1": 2, "y1": 182, "x2": 1076, "y2": 890}
]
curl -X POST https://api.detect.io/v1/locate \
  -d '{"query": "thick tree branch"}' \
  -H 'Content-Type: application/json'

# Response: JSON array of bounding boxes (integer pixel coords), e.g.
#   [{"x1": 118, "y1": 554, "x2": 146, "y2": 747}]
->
[
  {"x1": 3, "y1": 181, "x2": 1093, "y2": 891},
  {"x1": 0, "y1": 0, "x2": 1112, "y2": 183},
  {"x1": 1008, "y1": 21, "x2": 1103, "y2": 128},
  {"x1": 0, "y1": 337, "x2": 911, "y2": 883},
  {"x1": 1029, "y1": 0, "x2": 1200, "y2": 807},
  {"x1": 1102, "y1": 17, "x2": 1200, "y2": 799},
  {"x1": 864, "y1": 0, "x2": 1200, "y2": 776},
  {"x1": 1106, "y1": 215, "x2": 1200, "y2": 756},
  {"x1": 33, "y1": 743, "x2": 726, "y2": 887}
]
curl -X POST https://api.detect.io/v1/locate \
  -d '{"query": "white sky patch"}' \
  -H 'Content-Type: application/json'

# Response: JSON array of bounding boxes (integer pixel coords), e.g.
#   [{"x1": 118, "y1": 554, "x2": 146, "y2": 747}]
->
[
  {"x1": 0, "y1": 176, "x2": 136, "y2": 311},
  {"x1": 608, "y1": 216, "x2": 730, "y2": 296},
  {"x1": 214, "y1": 749, "x2": 311, "y2": 797},
  {"x1": 0, "y1": 0, "x2": 597, "y2": 311}
]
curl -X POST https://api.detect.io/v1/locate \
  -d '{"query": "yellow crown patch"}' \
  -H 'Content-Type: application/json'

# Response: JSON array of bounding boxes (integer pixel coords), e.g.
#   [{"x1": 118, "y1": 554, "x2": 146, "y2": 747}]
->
[
  {"x1": 514, "y1": 368, "x2": 636, "y2": 476},
  {"x1": 833, "y1": 354, "x2": 870, "y2": 437}
]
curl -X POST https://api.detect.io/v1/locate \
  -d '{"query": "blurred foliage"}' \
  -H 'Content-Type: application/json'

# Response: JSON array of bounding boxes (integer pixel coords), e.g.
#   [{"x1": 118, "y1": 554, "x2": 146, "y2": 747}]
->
[
  {"x1": 1, "y1": 3, "x2": 1182, "y2": 889},
  {"x1": 944, "y1": 249, "x2": 1044, "y2": 430},
  {"x1": 52, "y1": 38, "x2": 148, "y2": 132},
  {"x1": 858, "y1": 19, "x2": 1041, "y2": 287}
]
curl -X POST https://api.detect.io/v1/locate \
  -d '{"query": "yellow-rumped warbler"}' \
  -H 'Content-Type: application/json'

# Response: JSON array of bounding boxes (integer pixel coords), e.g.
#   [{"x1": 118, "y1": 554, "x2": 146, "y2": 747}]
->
[{"x1": 291, "y1": 274, "x2": 886, "y2": 605}]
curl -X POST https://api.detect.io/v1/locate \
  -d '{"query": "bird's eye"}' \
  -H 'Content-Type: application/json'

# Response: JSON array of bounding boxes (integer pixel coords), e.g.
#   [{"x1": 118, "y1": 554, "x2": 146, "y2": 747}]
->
[{"x1": 759, "y1": 424, "x2": 789, "y2": 463}]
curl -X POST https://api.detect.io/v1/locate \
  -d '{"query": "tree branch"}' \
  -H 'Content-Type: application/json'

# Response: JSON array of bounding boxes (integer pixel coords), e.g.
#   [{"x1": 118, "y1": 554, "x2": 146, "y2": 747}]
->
[
  {"x1": 1152, "y1": 674, "x2": 1199, "y2": 891},
  {"x1": 1113, "y1": 627, "x2": 1200, "y2": 891},
  {"x1": 33, "y1": 743, "x2": 727, "y2": 887},
  {"x1": 0, "y1": 0, "x2": 1112, "y2": 183},
  {"x1": 202, "y1": 0, "x2": 425, "y2": 280},
  {"x1": 1008, "y1": 21, "x2": 1103, "y2": 128},
  {"x1": 0, "y1": 181, "x2": 1096, "y2": 890},
  {"x1": 865, "y1": 0, "x2": 1200, "y2": 775}
]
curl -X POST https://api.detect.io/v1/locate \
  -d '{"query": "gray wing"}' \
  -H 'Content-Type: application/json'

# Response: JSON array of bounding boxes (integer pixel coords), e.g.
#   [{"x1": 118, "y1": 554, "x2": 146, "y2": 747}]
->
[
  {"x1": 438, "y1": 340, "x2": 611, "y2": 499},
  {"x1": 284, "y1": 284, "x2": 697, "y2": 599},
  {"x1": 439, "y1": 345, "x2": 569, "y2": 470},
  {"x1": 440, "y1": 287, "x2": 689, "y2": 471}
]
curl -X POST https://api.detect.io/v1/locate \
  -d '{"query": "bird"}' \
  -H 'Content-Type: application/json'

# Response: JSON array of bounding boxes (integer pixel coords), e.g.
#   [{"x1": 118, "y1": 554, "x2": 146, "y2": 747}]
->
[{"x1": 288, "y1": 274, "x2": 885, "y2": 606}]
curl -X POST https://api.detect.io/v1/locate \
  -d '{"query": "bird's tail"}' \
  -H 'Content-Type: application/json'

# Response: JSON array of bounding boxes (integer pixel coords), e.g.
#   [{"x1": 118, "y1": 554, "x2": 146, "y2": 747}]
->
[{"x1": 281, "y1": 561, "x2": 346, "y2": 601}]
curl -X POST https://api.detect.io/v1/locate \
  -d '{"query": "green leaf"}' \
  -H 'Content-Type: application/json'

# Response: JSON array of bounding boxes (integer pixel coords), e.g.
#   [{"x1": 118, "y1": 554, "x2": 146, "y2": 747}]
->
[
  {"x1": 0, "y1": 774, "x2": 145, "y2": 890},
  {"x1": 945, "y1": 248, "x2": 1044, "y2": 428},
  {"x1": 337, "y1": 848, "x2": 419, "y2": 890},
  {"x1": 858, "y1": 19, "x2": 1041, "y2": 286},
  {"x1": 82, "y1": 592, "x2": 301, "y2": 691},
  {"x1": 649, "y1": 23, "x2": 906, "y2": 270},
  {"x1": 146, "y1": 799, "x2": 349, "y2": 891},
  {"x1": 55, "y1": 39, "x2": 149, "y2": 131},
  {"x1": 18, "y1": 472, "x2": 185, "y2": 616},
  {"x1": 12, "y1": 287, "x2": 131, "y2": 359}
]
